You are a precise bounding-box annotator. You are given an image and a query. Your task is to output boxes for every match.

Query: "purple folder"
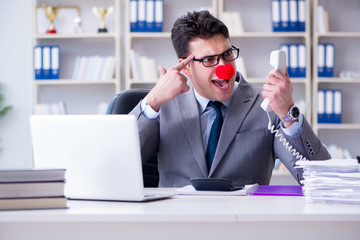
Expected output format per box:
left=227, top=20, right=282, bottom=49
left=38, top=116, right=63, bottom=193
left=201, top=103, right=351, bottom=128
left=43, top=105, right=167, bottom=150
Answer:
left=252, top=185, right=304, bottom=196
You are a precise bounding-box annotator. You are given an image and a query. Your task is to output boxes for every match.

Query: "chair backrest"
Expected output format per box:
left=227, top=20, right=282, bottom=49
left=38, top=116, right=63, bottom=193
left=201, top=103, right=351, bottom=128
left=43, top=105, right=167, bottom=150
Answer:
left=107, top=89, right=150, bottom=114
left=107, top=89, right=159, bottom=187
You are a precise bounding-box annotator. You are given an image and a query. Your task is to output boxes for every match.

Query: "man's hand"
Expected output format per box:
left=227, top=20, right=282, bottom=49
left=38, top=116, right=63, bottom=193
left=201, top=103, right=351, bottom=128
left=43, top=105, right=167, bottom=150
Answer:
left=262, top=69, right=295, bottom=126
left=146, top=55, right=194, bottom=112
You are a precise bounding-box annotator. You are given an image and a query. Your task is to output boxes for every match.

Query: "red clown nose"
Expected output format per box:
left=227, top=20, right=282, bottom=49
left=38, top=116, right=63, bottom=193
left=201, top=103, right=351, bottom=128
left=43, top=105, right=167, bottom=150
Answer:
left=215, top=64, right=235, bottom=80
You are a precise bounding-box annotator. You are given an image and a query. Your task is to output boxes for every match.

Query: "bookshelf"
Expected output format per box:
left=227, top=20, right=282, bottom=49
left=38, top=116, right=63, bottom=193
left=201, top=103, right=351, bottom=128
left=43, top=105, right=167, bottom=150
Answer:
left=312, top=0, right=360, bottom=158
left=218, top=0, right=312, bottom=120
left=30, top=0, right=121, bottom=115
left=124, top=0, right=218, bottom=89
left=124, top=0, right=312, bottom=121
left=217, top=0, right=312, bottom=178
left=123, top=0, right=311, bottom=181
left=28, top=0, right=360, bottom=182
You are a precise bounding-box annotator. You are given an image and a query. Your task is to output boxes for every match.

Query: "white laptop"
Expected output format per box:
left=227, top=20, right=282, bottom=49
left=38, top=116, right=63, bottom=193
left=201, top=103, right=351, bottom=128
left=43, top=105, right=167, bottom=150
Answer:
left=30, top=114, right=173, bottom=202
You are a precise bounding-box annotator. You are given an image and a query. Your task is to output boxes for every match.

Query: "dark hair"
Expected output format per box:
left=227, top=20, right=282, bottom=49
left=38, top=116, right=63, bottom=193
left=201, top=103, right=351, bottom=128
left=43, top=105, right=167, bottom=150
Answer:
left=171, top=10, right=230, bottom=59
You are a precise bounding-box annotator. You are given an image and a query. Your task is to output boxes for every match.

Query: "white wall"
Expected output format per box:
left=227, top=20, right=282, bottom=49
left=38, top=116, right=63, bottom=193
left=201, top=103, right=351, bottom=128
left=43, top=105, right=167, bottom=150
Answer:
left=0, top=0, right=32, bottom=168
left=0, top=0, right=127, bottom=168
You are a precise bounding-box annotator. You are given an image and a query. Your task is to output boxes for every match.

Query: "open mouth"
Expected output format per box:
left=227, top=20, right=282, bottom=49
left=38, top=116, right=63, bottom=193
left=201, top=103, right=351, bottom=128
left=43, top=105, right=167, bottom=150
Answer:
left=212, top=79, right=230, bottom=90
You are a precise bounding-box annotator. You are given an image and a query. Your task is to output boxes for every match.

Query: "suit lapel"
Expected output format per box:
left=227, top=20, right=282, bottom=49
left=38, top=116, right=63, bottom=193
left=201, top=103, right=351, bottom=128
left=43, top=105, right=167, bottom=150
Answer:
left=209, top=78, right=260, bottom=176
left=176, top=89, right=208, bottom=177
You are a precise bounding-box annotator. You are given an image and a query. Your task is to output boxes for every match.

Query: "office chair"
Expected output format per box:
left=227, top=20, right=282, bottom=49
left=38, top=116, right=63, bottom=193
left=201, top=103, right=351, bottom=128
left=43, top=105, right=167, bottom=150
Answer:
left=107, top=89, right=159, bottom=187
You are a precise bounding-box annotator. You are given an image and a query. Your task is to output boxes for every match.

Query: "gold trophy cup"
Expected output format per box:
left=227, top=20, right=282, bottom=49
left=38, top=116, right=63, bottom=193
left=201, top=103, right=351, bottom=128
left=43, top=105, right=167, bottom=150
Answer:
left=43, top=5, right=60, bottom=34
left=92, top=6, right=114, bottom=33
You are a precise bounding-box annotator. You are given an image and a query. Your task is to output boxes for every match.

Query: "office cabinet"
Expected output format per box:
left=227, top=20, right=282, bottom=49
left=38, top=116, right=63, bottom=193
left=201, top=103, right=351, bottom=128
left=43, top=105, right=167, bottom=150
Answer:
left=312, top=0, right=360, bottom=158
left=218, top=0, right=312, bottom=120
left=30, top=0, right=121, bottom=114
left=218, top=0, right=311, bottom=176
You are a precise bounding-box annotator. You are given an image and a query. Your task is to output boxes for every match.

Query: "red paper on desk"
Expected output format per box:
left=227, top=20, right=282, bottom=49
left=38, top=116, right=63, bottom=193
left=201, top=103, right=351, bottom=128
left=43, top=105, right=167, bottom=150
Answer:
left=252, top=185, right=304, bottom=196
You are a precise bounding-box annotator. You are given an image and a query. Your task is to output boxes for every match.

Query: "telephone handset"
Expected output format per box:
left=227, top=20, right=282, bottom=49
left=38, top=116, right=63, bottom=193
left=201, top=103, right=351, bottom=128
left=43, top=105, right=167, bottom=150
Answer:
left=262, top=50, right=307, bottom=161
left=261, top=50, right=287, bottom=112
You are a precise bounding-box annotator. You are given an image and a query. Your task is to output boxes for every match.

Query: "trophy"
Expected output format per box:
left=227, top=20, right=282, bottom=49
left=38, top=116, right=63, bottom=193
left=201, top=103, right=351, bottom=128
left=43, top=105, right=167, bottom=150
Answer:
left=43, top=5, right=60, bottom=34
left=92, top=6, right=114, bottom=33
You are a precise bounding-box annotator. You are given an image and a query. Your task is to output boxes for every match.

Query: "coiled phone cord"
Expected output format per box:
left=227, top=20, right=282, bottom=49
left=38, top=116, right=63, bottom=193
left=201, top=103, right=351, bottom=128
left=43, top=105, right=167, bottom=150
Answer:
left=265, top=111, right=308, bottom=162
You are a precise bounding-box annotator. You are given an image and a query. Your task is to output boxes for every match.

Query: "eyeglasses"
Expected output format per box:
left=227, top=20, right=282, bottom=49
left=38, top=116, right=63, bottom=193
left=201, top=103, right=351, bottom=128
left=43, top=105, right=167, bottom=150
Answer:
left=192, top=45, right=240, bottom=67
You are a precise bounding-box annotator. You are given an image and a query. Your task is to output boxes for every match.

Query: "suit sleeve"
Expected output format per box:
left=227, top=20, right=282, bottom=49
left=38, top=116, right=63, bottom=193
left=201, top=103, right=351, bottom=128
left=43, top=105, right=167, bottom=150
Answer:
left=274, top=117, right=331, bottom=184
left=129, top=101, right=160, bottom=163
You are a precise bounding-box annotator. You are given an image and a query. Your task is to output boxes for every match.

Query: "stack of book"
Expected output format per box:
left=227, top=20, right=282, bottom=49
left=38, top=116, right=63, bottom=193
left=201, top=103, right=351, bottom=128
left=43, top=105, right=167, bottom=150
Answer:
left=296, top=158, right=360, bottom=204
left=129, top=49, right=157, bottom=82
left=325, top=144, right=352, bottom=159
left=72, top=55, right=116, bottom=81
left=0, top=168, right=67, bottom=210
left=33, top=101, right=68, bottom=115
left=317, top=5, right=330, bottom=34
left=221, top=11, right=244, bottom=35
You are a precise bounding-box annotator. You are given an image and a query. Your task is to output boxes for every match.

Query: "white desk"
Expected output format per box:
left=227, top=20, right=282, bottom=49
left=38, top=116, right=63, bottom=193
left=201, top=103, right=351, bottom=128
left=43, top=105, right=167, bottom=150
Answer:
left=1, top=189, right=360, bottom=240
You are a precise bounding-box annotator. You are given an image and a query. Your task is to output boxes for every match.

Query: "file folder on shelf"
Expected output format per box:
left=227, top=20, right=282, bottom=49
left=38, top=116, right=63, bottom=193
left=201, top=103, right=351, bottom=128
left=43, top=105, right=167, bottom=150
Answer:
left=333, top=90, right=342, bottom=124
left=289, top=0, right=298, bottom=31
left=50, top=46, right=60, bottom=79
left=289, top=44, right=298, bottom=77
left=33, top=46, right=42, bottom=80
left=279, top=44, right=290, bottom=71
left=137, top=0, right=146, bottom=32
left=325, top=43, right=335, bottom=77
left=42, top=46, right=51, bottom=79
left=317, top=43, right=326, bottom=77
left=154, top=0, right=163, bottom=32
left=325, top=89, right=333, bottom=123
left=317, top=90, right=326, bottom=123
left=297, top=0, right=306, bottom=31
left=271, top=0, right=281, bottom=32
left=130, top=0, right=138, bottom=32
left=280, top=0, right=289, bottom=31
left=145, top=0, right=155, bottom=32
left=297, top=44, right=306, bottom=77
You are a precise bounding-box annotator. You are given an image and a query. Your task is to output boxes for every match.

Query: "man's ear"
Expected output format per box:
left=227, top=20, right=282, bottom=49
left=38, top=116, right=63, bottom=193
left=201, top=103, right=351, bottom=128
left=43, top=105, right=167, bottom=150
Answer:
left=179, top=58, right=191, bottom=77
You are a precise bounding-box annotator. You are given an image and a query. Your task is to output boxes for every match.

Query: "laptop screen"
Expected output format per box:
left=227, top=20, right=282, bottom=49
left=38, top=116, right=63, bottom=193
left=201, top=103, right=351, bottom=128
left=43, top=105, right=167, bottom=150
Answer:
left=30, top=115, right=146, bottom=201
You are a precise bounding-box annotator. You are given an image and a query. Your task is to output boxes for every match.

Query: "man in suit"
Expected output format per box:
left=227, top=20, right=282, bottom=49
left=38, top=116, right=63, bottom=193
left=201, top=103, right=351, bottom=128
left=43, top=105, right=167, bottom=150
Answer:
left=130, top=10, right=330, bottom=187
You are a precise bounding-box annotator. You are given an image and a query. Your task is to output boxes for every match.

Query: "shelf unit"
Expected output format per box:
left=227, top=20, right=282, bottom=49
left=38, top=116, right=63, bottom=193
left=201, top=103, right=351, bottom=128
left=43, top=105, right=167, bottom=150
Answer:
left=30, top=0, right=121, bottom=115
left=217, top=0, right=311, bottom=177
left=312, top=0, right=360, bottom=157
left=218, top=0, right=312, bottom=120
left=124, top=0, right=218, bottom=89
left=124, top=0, right=311, bottom=120
left=123, top=0, right=311, bottom=179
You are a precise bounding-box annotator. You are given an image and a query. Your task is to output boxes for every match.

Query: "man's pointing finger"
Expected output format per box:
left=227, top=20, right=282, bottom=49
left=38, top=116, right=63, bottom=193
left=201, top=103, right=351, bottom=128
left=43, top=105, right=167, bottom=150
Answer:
left=172, top=55, right=194, bottom=71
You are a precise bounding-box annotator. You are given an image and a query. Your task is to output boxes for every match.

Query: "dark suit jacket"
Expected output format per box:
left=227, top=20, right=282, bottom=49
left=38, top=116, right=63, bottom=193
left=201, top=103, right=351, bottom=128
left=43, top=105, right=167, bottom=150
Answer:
left=130, top=75, right=331, bottom=187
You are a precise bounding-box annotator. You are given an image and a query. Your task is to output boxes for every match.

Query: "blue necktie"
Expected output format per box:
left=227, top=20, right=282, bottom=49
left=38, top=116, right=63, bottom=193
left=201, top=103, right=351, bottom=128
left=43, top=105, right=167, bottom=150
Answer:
left=206, top=101, right=223, bottom=170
